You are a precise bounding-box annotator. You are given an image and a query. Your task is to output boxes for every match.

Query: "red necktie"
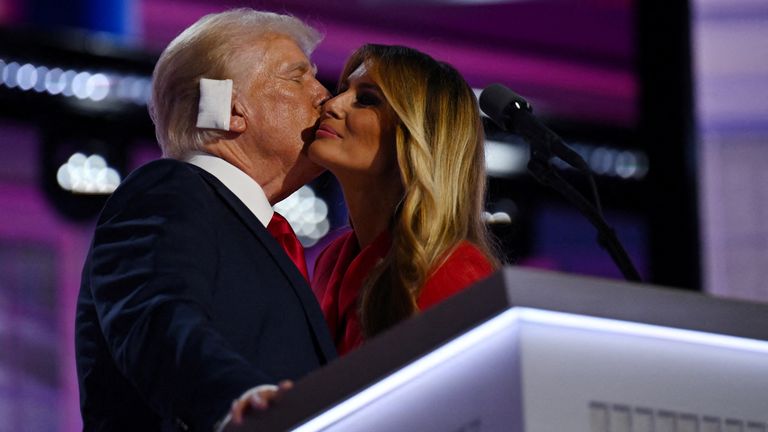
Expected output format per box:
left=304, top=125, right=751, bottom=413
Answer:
left=267, top=212, right=309, bottom=281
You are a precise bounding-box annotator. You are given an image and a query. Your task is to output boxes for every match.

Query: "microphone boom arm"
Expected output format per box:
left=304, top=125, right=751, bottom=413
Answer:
left=527, top=156, right=642, bottom=282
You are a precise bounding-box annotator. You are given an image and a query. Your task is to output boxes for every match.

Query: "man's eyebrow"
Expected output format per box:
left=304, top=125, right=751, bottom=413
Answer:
left=283, top=61, right=311, bottom=73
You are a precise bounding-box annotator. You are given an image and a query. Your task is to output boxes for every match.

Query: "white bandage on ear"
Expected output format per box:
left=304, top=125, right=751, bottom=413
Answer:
left=196, top=78, right=233, bottom=131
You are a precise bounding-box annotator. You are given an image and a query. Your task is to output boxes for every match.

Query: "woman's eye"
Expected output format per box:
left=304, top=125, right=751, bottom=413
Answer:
left=356, top=92, right=380, bottom=106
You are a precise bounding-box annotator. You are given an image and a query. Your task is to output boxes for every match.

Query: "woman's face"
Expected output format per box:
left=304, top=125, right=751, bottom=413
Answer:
left=308, top=62, right=399, bottom=180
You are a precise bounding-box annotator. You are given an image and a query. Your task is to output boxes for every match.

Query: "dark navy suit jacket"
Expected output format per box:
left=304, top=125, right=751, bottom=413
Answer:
left=75, top=158, right=336, bottom=431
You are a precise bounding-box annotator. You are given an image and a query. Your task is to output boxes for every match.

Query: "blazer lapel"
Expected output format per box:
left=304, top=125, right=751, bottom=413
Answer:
left=194, top=167, right=337, bottom=362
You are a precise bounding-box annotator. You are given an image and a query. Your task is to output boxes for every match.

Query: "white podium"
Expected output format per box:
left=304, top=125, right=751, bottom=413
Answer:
left=229, top=267, right=768, bottom=432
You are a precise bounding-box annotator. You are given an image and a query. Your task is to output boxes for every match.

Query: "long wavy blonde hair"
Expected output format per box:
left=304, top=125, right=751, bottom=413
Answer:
left=342, top=44, right=500, bottom=338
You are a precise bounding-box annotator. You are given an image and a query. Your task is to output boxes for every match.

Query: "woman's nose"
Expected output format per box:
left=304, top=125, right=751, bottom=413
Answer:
left=322, top=93, right=345, bottom=119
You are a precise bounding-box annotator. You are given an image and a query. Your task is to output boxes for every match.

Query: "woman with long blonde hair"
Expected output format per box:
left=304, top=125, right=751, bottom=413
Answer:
left=309, top=44, right=499, bottom=355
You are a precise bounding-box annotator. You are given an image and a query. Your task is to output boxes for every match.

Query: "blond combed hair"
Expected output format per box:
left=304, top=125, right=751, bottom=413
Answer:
left=148, top=8, right=322, bottom=159
left=341, top=45, right=500, bottom=338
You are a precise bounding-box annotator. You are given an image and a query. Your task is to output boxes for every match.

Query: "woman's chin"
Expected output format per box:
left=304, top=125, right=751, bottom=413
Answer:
left=305, top=147, right=332, bottom=171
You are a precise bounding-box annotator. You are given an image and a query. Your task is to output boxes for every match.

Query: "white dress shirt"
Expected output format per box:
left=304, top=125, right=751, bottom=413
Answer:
left=184, top=152, right=273, bottom=228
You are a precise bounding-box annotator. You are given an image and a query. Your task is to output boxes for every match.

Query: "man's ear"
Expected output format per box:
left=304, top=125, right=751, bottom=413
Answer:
left=229, top=99, right=247, bottom=133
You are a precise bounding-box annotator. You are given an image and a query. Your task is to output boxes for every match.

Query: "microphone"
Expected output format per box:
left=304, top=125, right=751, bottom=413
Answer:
left=479, top=84, right=589, bottom=172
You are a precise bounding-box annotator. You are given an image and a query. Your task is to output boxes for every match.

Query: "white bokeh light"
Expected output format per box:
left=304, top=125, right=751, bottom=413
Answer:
left=274, top=185, right=331, bottom=247
left=56, top=152, right=121, bottom=194
left=484, top=139, right=527, bottom=176
left=61, top=70, right=78, bottom=97
left=0, top=55, right=160, bottom=106
left=138, top=78, right=152, bottom=104
left=33, top=66, right=49, bottom=92
left=615, top=150, right=638, bottom=179
left=482, top=211, right=512, bottom=224
left=86, top=73, right=111, bottom=101
left=3, top=62, right=20, bottom=88
left=72, top=71, right=92, bottom=100
left=589, top=147, right=614, bottom=175
left=17, top=63, right=38, bottom=91
left=45, top=68, right=67, bottom=95
left=115, top=76, right=134, bottom=99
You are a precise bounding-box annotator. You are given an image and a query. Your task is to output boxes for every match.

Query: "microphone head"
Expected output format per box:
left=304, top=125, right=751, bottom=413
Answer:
left=479, top=83, right=532, bottom=131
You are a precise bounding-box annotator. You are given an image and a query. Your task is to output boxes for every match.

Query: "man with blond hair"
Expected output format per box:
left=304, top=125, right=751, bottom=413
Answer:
left=75, top=9, right=336, bottom=431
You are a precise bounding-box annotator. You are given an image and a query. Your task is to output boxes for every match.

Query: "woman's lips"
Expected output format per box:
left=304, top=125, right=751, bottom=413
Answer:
left=316, top=124, right=341, bottom=139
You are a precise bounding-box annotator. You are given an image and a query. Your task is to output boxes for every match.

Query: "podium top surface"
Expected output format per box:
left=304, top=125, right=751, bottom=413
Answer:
left=495, top=267, right=768, bottom=342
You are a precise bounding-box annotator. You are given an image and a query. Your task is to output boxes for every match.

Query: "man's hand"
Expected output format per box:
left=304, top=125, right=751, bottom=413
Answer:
left=215, top=381, right=294, bottom=431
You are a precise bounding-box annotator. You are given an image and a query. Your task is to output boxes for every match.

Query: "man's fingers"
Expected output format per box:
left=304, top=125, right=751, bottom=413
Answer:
left=227, top=383, right=289, bottom=426
left=231, top=392, right=265, bottom=424
left=231, top=399, right=243, bottom=424
left=278, top=380, right=294, bottom=391
left=219, top=384, right=286, bottom=431
left=248, top=391, right=271, bottom=410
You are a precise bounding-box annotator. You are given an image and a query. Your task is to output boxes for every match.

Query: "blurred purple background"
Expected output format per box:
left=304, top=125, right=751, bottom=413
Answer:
left=0, top=0, right=766, bottom=430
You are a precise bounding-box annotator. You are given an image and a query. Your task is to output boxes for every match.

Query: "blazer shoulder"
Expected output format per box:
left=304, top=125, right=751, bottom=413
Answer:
left=121, top=158, right=202, bottom=190
left=98, top=158, right=212, bottom=221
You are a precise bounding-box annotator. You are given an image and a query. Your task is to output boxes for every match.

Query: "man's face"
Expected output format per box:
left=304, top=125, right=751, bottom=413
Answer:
left=239, top=35, right=330, bottom=200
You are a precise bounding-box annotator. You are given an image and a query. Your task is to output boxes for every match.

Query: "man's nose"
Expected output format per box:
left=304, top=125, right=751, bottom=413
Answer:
left=313, top=80, right=332, bottom=108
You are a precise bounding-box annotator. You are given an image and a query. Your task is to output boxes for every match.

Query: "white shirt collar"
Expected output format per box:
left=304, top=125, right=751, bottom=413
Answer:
left=183, top=152, right=273, bottom=227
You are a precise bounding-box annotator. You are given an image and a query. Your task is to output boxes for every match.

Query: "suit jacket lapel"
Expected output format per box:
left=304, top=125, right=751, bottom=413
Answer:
left=194, top=167, right=337, bottom=362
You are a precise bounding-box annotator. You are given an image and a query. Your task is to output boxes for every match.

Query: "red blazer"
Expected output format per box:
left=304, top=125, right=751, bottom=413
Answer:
left=312, top=229, right=494, bottom=355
